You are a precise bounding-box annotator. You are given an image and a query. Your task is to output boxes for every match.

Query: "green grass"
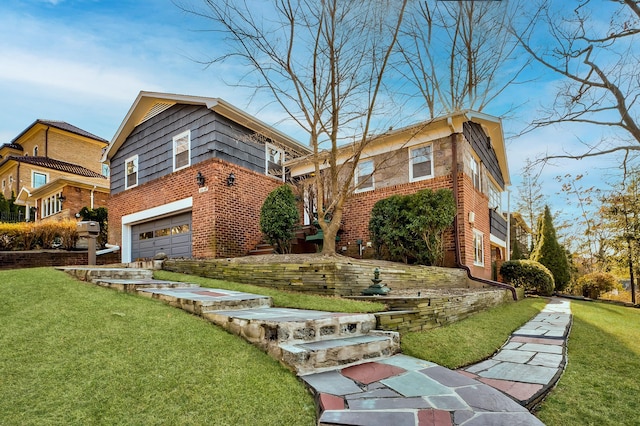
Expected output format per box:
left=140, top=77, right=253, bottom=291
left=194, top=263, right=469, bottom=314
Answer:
left=536, top=301, right=640, bottom=425
left=0, top=268, right=316, bottom=426
left=154, top=270, right=386, bottom=313
left=401, top=297, right=548, bottom=369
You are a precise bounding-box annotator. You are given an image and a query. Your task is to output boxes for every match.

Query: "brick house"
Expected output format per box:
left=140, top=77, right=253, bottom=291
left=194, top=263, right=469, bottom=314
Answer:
left=102, top=92, right=311, bottom=262
left=104, top=92, right=510, bottom=279
left=288, top=111, right=510, bottom=280
left=0, top=120, right=109, bottom=222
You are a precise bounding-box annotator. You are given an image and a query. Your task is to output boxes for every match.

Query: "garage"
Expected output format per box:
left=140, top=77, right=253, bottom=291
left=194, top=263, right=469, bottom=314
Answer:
left=131, top=212, right=192, bottom=260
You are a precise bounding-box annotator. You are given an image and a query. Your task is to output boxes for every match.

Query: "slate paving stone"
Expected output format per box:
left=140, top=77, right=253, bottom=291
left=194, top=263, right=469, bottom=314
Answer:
left=426, top=394, right=470, bottom=411
left=379, top=354, right=438, bottom=371
left=479, top=361, right=558, bottom=385
left=510, top=336, right=563, bottom=346
left=347, top=396, right=431, bottom=410
left=344, top=387, right=402, bottom=400
left=502, top=342, right=523, bottom=350
left=477, top=377, right=543, bottom=401
left=417, top=409, right=453, bottom=426
left=493, top=349, right=536, bottom=364
left=453, top=410, right=476, bottom=424
left=319, top=393, right=345, bottom=410
left=381, top=371, right=453, bottom=398
left=421, top=366, right=479, bottom=387
left=528, top=353, right=563, bottom=368
left=297, top=335, right=388, bottom=350
left=456, top=384, right=528, bottom=413
left=465, top=359, right=500, bottom=374
left=341, top=362, right=406, bottom=385
left=463, top=412, right=545, bottom=426
left=301, top=371, right=363, bottom=396
left=320, top=410, right=417, bottom=426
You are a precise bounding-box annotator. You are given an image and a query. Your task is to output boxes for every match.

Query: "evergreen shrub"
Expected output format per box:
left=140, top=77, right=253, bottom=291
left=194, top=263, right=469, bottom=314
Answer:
left=500, top=259, right=555, bottom=296
left=260, top=185, right=300, bottom=254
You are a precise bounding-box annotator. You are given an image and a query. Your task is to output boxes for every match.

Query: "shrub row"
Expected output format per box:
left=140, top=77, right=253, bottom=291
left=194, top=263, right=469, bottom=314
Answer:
left=0, top=220, right=79, bottom=251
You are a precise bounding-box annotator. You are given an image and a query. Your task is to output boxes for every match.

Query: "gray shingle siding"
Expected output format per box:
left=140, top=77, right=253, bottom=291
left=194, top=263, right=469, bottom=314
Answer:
left=463, top=121, right=504, bottom=189
left=110, top=104, right=268, bottom=194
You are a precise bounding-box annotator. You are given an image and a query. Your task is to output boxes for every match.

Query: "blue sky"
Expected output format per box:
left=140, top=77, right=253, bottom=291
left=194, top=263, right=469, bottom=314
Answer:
left=0, top=0, right=630, bottom=241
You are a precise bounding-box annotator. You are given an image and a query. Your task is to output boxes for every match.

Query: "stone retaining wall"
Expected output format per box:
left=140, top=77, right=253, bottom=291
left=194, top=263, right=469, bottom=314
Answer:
left=163, top=256, right=494, bottom=297
left=352, top=287, right=525, bottom=333
left=0, top=250, right=120, bottom=270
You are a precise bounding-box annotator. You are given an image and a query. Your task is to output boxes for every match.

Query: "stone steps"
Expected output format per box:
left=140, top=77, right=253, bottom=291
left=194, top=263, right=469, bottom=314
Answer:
left=58, top=266, right=400, bottom=374
left=92, top=278, right=199, bottom=293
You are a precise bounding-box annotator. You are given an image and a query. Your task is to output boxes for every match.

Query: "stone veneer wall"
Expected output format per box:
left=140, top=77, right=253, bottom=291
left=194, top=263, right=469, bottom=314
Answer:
left=0, top=250, right=120, bottom=270
left=355, top=287, right=525, bottom=334
left=163, top=256, right=494, bottom=297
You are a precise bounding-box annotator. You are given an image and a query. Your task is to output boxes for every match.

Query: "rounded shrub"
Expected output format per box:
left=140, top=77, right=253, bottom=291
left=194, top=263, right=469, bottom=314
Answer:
left=260, top=185, right=300, bottom=254
left=500, top=259, right=555, bottom=296
left=577, top=272, right=619, bottom=299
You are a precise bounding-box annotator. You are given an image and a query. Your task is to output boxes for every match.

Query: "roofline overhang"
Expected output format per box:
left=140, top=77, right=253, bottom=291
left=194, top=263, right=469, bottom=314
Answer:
left=11, top=120, right=108, bottom=146
left=102, top=91, right=311, bottom=163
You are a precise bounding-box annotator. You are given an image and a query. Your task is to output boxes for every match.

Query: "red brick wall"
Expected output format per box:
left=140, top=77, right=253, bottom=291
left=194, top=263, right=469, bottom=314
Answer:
left=458, top=174, right=491, bottom=279
left=108, top=157, right=280, bottom=260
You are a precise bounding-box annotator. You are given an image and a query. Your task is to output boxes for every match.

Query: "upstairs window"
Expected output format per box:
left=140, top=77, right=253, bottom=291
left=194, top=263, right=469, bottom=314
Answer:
left=410, top=144, right=433, bottom=182
left=102, top=163, right=110, bottom=177
left=473, top=229, right=485, bottom=266
left=355, top=159, right=374, bottom=192
left=34, top=146, right=39, bottom=156
left=32, top=171, right=47, bottom=188
left=173, top=130, right=191, bottom=171
left=125, top=155, right=138, bottom=189
left=470, top=156, right=481, bottom=190
left=489, top=181, right=502, bottom=212
left=266, top=143, right=284, bottom=180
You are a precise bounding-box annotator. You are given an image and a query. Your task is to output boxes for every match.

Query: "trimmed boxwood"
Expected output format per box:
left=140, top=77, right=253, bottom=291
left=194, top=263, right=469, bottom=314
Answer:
left=500, top=259, right=555, bottom=296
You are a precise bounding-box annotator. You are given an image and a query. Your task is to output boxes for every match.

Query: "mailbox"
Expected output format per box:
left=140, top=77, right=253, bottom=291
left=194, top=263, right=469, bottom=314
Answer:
left=77, top=221, right=100, bottom=237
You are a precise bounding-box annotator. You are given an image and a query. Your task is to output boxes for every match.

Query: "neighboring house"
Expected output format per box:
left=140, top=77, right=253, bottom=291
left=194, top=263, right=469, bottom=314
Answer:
left=104, top=92, right=510, bottom=279
left=288, top=111, right=510, bottom=279
left=510, top=212, right=532, bottom=259
left=102, top=92, right=311, bottom=262
left=0, top=120, right=109, bottom=222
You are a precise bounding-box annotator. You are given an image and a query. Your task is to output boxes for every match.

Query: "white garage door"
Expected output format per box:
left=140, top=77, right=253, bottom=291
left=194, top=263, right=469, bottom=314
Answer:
left=131, top=212, right=192, bottom=260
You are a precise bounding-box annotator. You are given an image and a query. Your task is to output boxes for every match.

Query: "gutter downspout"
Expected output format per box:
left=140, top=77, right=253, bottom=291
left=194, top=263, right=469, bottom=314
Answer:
left=450, top=130, right=518, bottom=301
left=90, top=185, right=96, bottom=209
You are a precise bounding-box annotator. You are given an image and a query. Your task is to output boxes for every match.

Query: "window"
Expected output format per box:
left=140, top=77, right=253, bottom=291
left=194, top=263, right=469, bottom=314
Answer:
left=173, top=130, right=191, bottom=171
left=1, top=180, right=4, bottom=191
left=125, top=155, right=138, bottom=189
left=410, top=144, right=433, bottom=181
left=473, top=229, right=485, bottom=266
left=41, top=192, right=62, bottom=218
left=9, top=176, right=13, bottom=186
left=32, top=171, right=47, bottom=188
left=355, top=159, right=374, bottom=192
left=102, top=163, right=110, bottom=177
left=470, top=156, right=481, bottom=190
left=489, top=182, right=502, bottom=212
left=266, top=144, right=284, bottom=180
left=34, top=146, right=39, bottom=156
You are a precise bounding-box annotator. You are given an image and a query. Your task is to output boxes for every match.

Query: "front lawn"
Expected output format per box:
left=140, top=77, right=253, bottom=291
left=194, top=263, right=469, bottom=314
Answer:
left=536, top=301, right=640, bottom=425
left=401, top=297, right=548, bottom=369
left=0, top=268, right=316, bottom=425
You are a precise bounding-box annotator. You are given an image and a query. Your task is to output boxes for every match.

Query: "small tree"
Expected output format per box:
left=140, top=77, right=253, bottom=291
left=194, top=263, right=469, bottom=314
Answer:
left=500, top=259, right=555, bottom=296
left=369, top=189, right=456, bottom=265
left=260, top=185, right=300, bottom=254
left=531, top=205, right=571, bottom=292
left=577, top=272, right=618, bottom=300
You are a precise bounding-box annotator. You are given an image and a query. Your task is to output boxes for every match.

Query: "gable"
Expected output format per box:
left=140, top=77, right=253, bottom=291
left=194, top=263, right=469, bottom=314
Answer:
left=463, top=121, right=504, bottom=189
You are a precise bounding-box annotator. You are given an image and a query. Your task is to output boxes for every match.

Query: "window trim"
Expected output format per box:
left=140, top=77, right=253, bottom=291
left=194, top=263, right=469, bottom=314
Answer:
left=489, top=180, right=502, bottom=213
left=172, top=130, right=191, bottom=172
left=470, top=156, right=482, bottom=190
left=355, top=159, right=375, bottom=193
left=32, top=171, right=48, bottom=188
left=265, top=143, right=284, bottom=181
left=409, top=143, right=434, bottom=182
left=125, top=155, right=139, bottom=190
left=473, top=229, right=485, bottom=267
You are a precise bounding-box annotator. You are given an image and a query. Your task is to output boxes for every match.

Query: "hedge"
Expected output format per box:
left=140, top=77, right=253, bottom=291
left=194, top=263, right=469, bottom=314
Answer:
left=0, top=220, right=79, bottom=251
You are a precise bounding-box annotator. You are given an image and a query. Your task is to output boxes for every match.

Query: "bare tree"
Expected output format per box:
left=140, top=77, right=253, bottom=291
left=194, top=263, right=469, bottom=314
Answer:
left=515, top=158, right=546, bottom=248
left=516, top=0, right=640, bottom=162
left=398, top=0, right=528, bottom=118
left=180, top=0, right=407, bottom=254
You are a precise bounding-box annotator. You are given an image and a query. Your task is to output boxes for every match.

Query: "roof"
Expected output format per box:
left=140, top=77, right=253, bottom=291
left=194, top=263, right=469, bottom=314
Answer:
left=4, top=155, right=107, bottom=179
left=0, top=142, right=23, bottom=151
left=102, top=91, right=312, bottom=162
left=10, top=119, right=108, bottom=145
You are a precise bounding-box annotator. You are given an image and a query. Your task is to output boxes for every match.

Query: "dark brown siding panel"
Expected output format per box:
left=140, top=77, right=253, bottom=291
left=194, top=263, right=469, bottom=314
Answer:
left=463, top=121, right=504, bottom=188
